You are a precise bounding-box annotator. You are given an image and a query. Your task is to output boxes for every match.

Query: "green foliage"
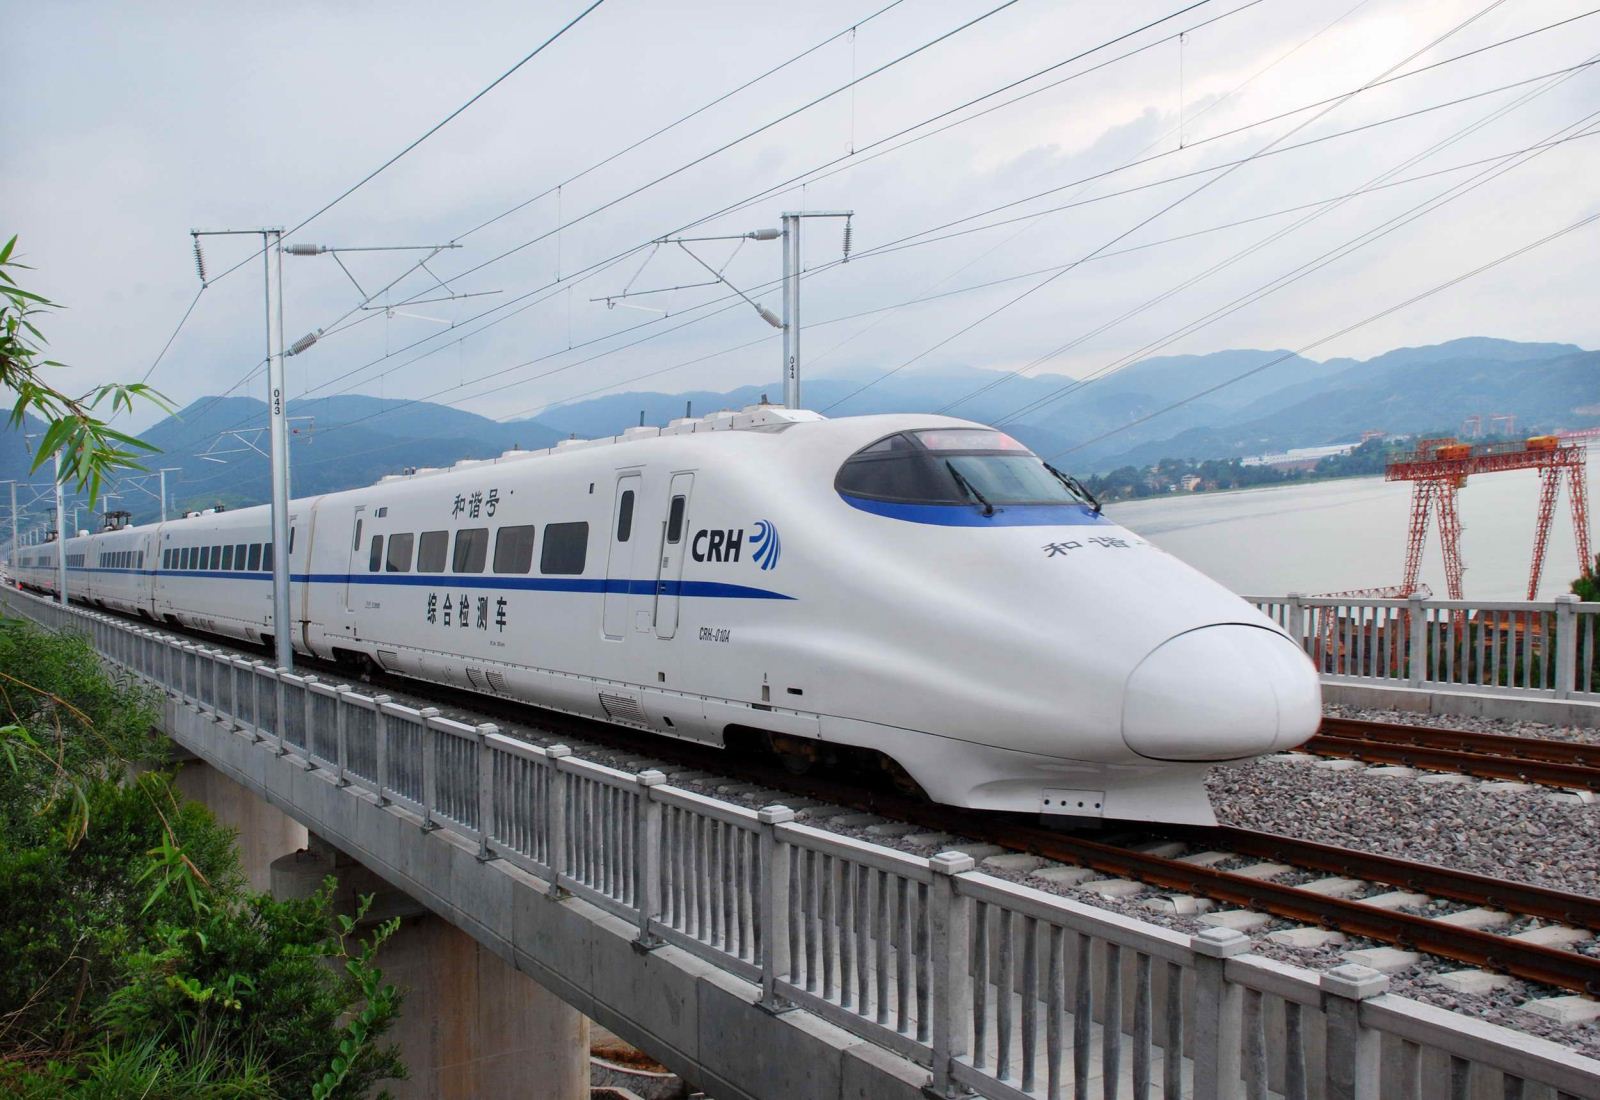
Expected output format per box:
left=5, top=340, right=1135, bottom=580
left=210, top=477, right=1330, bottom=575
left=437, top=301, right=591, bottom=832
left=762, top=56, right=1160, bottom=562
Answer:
left=1574, top=554, right=1600, bottom=603
left=103, top=886, right=404, bottom=1100
left=1, top=235, right=171, bottom=505
left=0, top=619, right=405, bottom=1097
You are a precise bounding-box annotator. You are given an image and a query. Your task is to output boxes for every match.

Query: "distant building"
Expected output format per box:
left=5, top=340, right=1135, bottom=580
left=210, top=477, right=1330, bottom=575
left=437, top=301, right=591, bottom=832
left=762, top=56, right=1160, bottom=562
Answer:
left=1180, top=474, right=1203, bottom=491
left=1240, top=443, right=1360, bottom=469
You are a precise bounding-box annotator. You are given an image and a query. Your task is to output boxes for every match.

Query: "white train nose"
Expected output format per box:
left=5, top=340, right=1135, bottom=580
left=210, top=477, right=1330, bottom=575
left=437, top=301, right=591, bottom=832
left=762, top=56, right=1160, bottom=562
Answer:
left=1121, top=625, right=1320, bottom=761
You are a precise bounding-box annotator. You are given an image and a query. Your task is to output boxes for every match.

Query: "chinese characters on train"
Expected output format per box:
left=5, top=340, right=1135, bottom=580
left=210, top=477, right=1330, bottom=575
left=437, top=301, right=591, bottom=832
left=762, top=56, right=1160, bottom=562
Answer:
left=451, top=488, right=499, bottom=520
left=1041, top=536, right=1135, bottom=558
left=425, top=592, right=509, bottom=631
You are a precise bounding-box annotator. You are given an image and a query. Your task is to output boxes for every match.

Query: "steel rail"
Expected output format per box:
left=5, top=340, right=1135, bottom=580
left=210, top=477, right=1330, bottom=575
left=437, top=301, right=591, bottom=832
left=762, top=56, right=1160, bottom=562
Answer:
left=1308, top=717, right=1600, bottom=790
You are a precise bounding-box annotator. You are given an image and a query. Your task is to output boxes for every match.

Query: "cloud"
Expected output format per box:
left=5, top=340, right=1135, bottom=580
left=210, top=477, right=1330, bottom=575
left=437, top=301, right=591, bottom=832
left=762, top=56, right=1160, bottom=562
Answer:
left=6, top=0, right=1599, bottom=450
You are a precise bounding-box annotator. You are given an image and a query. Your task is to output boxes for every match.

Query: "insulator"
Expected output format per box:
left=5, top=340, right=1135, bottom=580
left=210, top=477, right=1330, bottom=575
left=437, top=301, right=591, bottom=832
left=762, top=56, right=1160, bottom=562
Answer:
left=192, top=237, right=208, bottom=286
left=841, top=218, right=854, bottom=263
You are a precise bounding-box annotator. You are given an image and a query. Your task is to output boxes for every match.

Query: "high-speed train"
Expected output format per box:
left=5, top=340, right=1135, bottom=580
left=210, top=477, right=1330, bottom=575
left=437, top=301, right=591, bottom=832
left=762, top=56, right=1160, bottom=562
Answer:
left=12, top=405, right=1320, bottom=825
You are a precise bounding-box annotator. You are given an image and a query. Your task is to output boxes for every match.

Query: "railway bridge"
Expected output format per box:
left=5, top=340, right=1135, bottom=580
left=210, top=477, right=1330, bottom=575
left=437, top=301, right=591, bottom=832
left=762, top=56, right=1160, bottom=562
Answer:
left=3, top=585, right=1597, bottom=1100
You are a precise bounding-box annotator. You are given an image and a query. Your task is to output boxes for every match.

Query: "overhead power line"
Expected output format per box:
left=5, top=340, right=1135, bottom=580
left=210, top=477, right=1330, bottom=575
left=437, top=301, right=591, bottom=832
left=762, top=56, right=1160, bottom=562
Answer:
left=203, top=0, right=609, bottom=290
left=988, top=63, right=1600, bottom=427
left=1052, top=209, right=1600, bottom=460
left=820, top=0, right=1513, bottom=412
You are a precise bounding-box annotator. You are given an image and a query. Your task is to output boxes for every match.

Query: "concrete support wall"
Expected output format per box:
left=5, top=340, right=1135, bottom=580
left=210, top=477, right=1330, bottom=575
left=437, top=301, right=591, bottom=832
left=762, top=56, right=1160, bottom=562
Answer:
left=163, top=696, right=928, bottom=1100
left=382, top=913, right=591, bottom=1100
left=268, top=836, right=593, bottom=1100
left=175, top=758, right=306, bottom=892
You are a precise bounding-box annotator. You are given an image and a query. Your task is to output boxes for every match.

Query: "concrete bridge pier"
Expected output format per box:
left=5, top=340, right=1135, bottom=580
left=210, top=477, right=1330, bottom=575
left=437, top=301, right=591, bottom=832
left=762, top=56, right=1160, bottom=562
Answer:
left=272, top=836, right=591, bottom=1100
left=174, top=756, right=306, bottom=892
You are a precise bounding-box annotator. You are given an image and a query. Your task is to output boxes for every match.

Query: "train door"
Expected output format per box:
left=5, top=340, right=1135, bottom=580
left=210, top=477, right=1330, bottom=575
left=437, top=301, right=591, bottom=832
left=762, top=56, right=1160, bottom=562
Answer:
left=343, top=505, right=366, bottom=631
left=653, top=472, right=694, bottom=640
left=602, top=473, right=641, bottom=639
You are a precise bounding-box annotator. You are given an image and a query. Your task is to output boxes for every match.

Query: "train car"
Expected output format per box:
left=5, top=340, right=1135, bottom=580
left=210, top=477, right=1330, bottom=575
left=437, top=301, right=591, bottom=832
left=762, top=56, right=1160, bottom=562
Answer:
left=39, top=406, right=1320, bottom=825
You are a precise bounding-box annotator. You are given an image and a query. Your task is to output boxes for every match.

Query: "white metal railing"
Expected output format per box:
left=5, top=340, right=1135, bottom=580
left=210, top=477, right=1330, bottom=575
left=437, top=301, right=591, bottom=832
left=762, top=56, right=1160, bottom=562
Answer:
left=6, top=586, right=1597, bottom=1100
left=1250, top=593, right=1600, bottom=701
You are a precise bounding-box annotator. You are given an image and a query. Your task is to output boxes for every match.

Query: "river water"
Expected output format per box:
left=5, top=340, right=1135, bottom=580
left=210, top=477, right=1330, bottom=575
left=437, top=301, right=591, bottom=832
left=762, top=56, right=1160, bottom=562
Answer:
left=1105, top=452, right=1599, bottom=602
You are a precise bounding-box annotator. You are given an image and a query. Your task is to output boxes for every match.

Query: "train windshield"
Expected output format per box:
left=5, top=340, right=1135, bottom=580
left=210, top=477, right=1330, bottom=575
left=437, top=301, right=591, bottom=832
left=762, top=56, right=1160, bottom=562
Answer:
left=836, top=429, right=1090, bottom=507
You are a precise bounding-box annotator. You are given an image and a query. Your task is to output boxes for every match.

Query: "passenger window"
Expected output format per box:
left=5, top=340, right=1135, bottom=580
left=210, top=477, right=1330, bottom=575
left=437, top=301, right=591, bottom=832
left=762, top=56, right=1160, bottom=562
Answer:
left=212, top=545, right=223, bottom=566
left=493, top=525, right=536, bottom=574
left=262, top=543, right=273, bottom=571
left=616, top=490, right=634, bottom=542
left=198, top=547, right=208, bottom=570
left=369, top=534, right=383, bottom=572
left=222, top=545, right=234, bottom=570
left=385, top=533, right=414, bottom=572
left=234, top=543, right=246, bottom=569
left=417, top=530, right=448, bottom=572
left=541, top=522, right=589, bottom=574
left=248, top=544, right=262, bottom=571
left=162, top=549, right=170, bottom=569
left=137, top=551, right=144, bottom=569
left=666, top=496, right=686, bottom=544
left=353, top=519, right=363, bottom=551
left=451, top=528, right=488, bottom=573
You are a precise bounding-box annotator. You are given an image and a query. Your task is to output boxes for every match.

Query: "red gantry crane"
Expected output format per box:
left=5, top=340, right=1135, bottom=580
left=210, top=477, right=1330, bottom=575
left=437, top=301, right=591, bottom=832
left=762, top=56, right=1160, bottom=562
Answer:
left=1387, top=435, right=1592, bottom=600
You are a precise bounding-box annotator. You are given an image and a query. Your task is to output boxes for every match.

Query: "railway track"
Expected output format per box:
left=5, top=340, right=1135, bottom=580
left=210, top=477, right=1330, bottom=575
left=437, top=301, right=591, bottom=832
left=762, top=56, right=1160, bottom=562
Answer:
left=1308, top=716, right=1600, bottom=791
left=35, top=595, right=1600, bottom=998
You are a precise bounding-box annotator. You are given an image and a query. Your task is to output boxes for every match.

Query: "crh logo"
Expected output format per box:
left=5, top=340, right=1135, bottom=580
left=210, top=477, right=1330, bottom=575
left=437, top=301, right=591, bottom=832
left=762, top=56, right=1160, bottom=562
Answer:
left=690, top=519, right=782, bottom=570
left=750, top=519, right=781, bottom=571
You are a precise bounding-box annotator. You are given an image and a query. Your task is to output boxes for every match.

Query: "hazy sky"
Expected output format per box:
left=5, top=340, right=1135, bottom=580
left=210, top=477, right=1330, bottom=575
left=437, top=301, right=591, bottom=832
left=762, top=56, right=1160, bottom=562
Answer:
left=7, top=0, right=1600, bottom=442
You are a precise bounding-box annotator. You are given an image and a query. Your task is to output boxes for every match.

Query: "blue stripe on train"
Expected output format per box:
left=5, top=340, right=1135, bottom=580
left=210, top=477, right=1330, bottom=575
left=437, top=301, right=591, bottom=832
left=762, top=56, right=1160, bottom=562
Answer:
left=55, top=566, right=792, bottom=601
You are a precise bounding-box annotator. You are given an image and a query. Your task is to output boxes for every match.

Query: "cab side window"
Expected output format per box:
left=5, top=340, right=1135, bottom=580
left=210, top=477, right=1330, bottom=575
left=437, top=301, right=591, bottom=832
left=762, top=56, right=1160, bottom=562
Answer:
left=493, top=525, right=536, bottom=574
left=417, top=530, right=448, bottom=572
left=369, top=534, right=383, bottom=572
left=540, top=522, right=588, bottom=574
left=386, top=533, right=414, bottom=572
left=452, top=528, right=488, bottom=573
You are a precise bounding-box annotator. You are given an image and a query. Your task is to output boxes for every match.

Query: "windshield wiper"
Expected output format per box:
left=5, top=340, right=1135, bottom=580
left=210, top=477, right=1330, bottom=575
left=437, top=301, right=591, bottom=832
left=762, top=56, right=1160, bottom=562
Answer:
left=1045, top=462, right=1102, bottom=514
left=946, top=461, right=995, bottom=516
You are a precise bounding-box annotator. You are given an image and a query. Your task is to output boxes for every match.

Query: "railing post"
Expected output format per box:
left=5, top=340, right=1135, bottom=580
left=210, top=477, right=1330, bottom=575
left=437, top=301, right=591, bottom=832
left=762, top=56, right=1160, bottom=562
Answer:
left=928, top=850, right=976, bottom=1098
left=476, top=723, right=498, bottom=861
left=274, top=670, right=290, bottom=756
left=1554, top=593, right=1578, bottom=699
left=1408, top=593, right=1427, bottom=687
left=545, top=745, right=572, bottom=898
left=1286, top=592, right=1306, bottom=654
left=372, top=696, right=392, bottom=806
left=1321, top=963, right=1387, bottom=1100
left=757, top=804, right=795, bottom=1009
left=227, top=659, right=240, bottom=728
left=418, top=707, right=441, bottom=832
left=248, top=661, right=269, bottom=742
left=634, top=771, right=668, bottom=952
left=300, top=675, right=319, bottom=769
left=1192, top=926, right=1250, bottom=1100
left=334, top=684, right=352, bottom=786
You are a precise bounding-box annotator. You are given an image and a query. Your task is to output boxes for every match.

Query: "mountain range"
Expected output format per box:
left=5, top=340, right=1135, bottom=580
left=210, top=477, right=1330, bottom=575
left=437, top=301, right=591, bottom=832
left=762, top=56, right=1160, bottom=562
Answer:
left=2, top=337, right=1594, bottom=528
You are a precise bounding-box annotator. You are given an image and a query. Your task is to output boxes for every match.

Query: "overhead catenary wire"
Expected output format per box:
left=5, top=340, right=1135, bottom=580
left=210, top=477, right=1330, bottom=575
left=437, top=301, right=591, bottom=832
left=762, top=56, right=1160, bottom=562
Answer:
left=152, top=3, right=1583, bottom=479
left=281, top=0, right=915, bottom=359
left=986, top=59, right=1600, bottom=427
left=161, top=54, right=1591, bottom=477
left=298, top=115, right=1600, bottom=441
left=293, top=49, right=1579, bottom=439
left=819, top=0, right=1514, bottom=413
left=1050, top=210, right=1600, bottom=460
left=201, top=0, right=609, bottom=290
